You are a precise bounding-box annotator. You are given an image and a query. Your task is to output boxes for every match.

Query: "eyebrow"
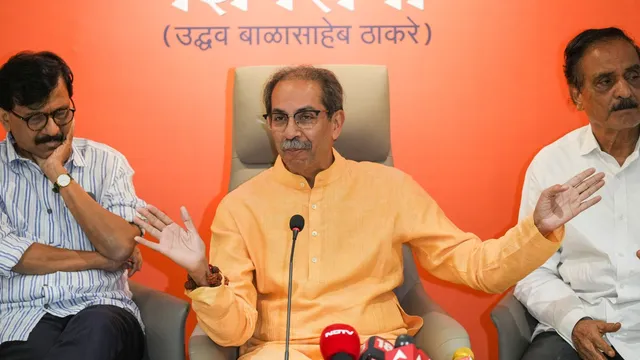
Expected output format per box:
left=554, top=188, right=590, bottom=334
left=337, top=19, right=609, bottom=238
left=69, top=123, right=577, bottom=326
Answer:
left=626, top=64, right=640, bottom=72
left=271, top=106, right=317, bottom=114
left=23, top=104, right=70, bottom=117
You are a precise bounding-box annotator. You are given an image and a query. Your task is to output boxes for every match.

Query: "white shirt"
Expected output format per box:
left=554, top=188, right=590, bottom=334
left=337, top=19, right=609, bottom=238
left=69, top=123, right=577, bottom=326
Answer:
left=513, top=124, right=640, bottom=359
left=0, top=134, right=145, bottom=344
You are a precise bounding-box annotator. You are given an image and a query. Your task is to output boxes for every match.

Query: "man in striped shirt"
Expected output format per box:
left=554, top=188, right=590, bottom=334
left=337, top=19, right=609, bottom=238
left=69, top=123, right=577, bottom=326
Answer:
left=0, top=51, right=146, bottom=360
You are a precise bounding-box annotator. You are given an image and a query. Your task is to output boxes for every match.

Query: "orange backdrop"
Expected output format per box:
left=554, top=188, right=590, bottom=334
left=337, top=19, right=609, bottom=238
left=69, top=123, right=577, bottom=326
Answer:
left=1, top=1, right=639, bottom=359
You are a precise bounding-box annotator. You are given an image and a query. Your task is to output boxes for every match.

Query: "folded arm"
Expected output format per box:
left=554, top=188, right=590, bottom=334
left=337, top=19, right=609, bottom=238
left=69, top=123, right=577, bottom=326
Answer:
left=49, top=157, right=143, bottom=261
left=0, top=204, right=110, bottom=276
left=186, top=199, right=258, bottom=347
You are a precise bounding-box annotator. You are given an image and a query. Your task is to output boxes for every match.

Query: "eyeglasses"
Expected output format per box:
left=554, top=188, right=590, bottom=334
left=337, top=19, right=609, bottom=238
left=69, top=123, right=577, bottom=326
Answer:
left=263, top=109, right=328, bottom=130
left=10, top=99, right=76, bottom=131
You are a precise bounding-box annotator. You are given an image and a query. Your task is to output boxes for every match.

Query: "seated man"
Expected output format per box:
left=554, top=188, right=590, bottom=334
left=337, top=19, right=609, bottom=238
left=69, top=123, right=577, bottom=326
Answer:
left=0, top=51, right=146, bottom=360
left=136, top=65, right=604, bottom=359
left=514, top=27, right=640, bottom=360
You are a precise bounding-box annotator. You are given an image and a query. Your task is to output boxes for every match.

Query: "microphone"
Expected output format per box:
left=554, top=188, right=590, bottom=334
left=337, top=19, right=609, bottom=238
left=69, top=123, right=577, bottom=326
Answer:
left=358, top=336, right=394, bottom=359
left=394, top=335, right=415, bottom=348
left=452, top=347, right=474, bottom=360
left=319, top=324, right=361, bottom=360
left=385, top=335, right=432, bottom=360
left=284, top=215, right=305, bottom=360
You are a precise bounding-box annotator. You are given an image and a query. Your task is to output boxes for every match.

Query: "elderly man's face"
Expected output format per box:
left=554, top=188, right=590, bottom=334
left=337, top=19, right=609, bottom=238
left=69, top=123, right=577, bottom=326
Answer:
left=268, top=79, right=343, bottom=178
left=573, top=38, right=640, bottom=131
left=0, top=77, right=74, bottom=160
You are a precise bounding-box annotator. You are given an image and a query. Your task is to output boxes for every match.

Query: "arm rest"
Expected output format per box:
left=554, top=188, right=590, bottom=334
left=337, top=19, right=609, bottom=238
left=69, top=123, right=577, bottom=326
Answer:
left=129, top=281, right=190, bottom=360
left=189, top=324, right=239, bottom=360
left=490, top=292, right=537, bottom=360
left=401, top=285, right=470, bottom=360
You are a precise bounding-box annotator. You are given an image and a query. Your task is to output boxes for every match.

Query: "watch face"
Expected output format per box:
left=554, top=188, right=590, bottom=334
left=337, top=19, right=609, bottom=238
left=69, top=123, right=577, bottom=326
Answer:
left=57, top=174, right=71, bottom=187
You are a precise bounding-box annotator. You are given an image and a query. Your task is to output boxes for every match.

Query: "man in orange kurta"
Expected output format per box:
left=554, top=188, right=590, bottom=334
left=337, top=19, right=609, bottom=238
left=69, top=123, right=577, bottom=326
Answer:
left=134, top=66, right=605, bottom=360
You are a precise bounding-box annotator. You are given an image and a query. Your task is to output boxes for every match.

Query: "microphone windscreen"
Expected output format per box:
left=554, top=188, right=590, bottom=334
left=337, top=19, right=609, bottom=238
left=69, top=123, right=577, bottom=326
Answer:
left=394, top=334, right=416, bottom=348
left=289, top=214, right=305, bottom=232
left=319, top=324, right=360, bottom=360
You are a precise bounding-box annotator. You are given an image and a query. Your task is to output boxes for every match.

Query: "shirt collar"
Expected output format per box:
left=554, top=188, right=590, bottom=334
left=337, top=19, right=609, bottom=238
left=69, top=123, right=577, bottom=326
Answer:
left=578, top=124, right=640, bottom=157
left=273, top=148, right=347, bottom=189
left=4, top=132, right=86, bottom=167
left=578, top=124, right=601, bottom=156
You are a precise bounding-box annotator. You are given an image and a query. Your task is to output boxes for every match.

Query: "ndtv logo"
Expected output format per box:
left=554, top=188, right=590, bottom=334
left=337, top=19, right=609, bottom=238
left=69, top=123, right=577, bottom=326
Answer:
left=324, top=329, right=355, bottom=337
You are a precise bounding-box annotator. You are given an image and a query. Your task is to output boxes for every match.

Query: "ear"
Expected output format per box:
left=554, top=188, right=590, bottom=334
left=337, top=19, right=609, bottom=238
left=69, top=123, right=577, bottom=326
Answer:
left=570, top=87, right=584, bottom=111
left=330, top=110, right=345, bottom=141
left=0, top=109, right=10, bottom=132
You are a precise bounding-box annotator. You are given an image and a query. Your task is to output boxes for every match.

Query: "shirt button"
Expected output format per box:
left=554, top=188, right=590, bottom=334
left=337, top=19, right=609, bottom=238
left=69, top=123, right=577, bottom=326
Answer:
left=311, top=231, right=318, bottom=236
left=300, top=182, right=305, bottom=188
left=311, top=204, right=317, bottom=210
left=311, top=257, right=317, bottom=263
left=43, top=284, right=48, bottom=287
left=618, top=252, right=625, bottom=257
left=618, top=214, right=625, bottom=220
left=44, top=304, right=50, bottom=309
left=46, top=209, right=53, bottom=214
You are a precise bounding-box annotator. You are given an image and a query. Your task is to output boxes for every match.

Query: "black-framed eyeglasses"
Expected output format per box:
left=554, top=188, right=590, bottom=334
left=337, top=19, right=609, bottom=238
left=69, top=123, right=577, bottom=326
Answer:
left=10, top=99, right=76, bottom=131
left=262, top=109, right=327, bottom=130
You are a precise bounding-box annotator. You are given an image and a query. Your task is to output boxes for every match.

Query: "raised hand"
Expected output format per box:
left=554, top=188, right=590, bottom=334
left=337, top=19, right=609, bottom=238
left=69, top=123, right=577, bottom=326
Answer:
left=533, top=168, right=605, bottom=236
left=34, top=122, right=75, bottom=181
left=133, top=205, right=207, bottom=275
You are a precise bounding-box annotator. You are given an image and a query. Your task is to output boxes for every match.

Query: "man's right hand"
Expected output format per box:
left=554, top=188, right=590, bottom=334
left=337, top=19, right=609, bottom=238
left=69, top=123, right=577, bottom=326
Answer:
left=132, top=205, right=208, bottom=277
left=571, top=318, right=621, bottom=360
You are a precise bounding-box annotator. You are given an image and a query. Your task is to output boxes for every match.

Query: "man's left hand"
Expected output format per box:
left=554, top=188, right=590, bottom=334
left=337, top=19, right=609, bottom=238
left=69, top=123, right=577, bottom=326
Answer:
left=34, top=122, right=75, bottom=181
left=533, top=168, right=605, bottom=237
left=126, top=247, right=143, bottom=277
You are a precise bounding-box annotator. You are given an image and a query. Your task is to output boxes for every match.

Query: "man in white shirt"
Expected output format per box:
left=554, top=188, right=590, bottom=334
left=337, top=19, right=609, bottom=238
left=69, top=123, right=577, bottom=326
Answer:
left=514, top=27, right=640, bottom=360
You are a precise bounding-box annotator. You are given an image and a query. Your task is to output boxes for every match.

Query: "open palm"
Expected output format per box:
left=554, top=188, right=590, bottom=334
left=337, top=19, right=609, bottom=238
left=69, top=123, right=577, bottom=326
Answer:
left=533, top=168, right=605, bottom=236
left=133, top=205, right=207, bottom=274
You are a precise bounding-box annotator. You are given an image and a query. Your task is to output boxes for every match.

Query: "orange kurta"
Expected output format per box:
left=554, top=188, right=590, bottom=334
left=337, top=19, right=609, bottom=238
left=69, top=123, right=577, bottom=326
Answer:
left=187, top=149, right=563, bottom=359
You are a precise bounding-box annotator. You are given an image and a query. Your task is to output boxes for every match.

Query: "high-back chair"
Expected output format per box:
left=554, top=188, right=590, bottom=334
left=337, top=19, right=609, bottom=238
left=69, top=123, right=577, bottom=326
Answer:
left=490, top=291, right=539, bottom=360
left=188, top=65, right=471, bottom=360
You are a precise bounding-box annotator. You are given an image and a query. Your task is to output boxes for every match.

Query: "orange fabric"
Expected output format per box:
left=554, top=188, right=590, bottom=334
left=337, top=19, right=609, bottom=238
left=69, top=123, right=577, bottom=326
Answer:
left=187, top=149, right=563, bottom=359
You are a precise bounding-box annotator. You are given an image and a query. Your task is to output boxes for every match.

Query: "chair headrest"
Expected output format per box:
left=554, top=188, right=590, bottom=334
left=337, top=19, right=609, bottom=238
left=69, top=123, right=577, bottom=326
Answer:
left=232, top=65, right=391, bottom=165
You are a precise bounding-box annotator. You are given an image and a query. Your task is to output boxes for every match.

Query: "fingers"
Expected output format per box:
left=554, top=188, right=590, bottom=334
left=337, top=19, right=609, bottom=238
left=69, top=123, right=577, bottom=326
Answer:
left=180, top=206, right=198, bottom=233
left=575, top=172, right=605, bottom=194
left=580, top=341, right=607, bottom=360
left=133, top=216, right=162, bottom=239
left=578, top=179, right=605, bottom=202
left=599, top=322, right=622, bottom=333
left=543, top=184, right=570, bottom=197
left=134, top=236, right=163, bottom=253
left=146, top=205, right=175, bottom=226
left=136, top=207, right=170, bottom=233
left=565, top=168, right=597, bottom=187
left=591, top=335, right=616, bottom=358
left=578, top=195, right=602, bottom=213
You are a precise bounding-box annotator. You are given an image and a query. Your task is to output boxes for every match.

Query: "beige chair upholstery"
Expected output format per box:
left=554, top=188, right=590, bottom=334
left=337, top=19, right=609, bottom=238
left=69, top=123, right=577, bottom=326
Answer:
left=188, top=65, right=471, bottom=360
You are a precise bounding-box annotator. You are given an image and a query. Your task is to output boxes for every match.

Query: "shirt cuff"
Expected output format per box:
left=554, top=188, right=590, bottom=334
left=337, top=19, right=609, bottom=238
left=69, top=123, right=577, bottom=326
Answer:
left=0, top=234, right=35, bottom=276
left=556, top=308, right=590, bottom=346
left=186, top=284, right=235, bottom=319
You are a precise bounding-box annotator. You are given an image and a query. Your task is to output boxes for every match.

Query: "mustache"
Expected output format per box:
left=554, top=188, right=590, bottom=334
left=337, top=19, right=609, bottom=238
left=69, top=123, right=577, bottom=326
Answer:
left=35, top=133, right=65, bottom=145
left=281, top=138, right=312, bottom=151
left=611, top=97, right=639, bottom=112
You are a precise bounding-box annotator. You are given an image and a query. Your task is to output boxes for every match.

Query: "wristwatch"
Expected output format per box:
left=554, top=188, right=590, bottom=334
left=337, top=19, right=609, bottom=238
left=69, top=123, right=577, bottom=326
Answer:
left=52, top=173, right=73, bottom=193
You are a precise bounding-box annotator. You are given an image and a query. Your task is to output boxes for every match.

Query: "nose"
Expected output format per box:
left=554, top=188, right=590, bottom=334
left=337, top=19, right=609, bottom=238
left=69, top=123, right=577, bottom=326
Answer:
left=282, top=116, right=301, bottom=139
left=41, top=115, right=61, bottom=136
left=613, top=79, right=633, bottom=99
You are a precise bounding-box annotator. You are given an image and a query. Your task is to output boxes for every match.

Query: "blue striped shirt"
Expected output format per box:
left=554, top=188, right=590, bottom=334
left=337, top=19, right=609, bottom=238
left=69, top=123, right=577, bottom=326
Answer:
left=0, top=134, right=145, bottom=344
